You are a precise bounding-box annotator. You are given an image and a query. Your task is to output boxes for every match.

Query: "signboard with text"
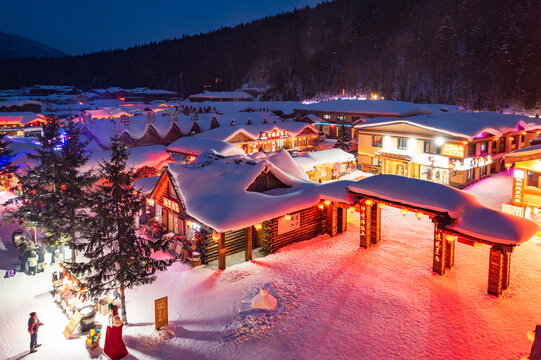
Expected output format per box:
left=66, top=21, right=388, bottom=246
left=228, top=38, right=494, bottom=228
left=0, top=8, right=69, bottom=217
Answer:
left=277, top=213, right=300, bottom=235
left=63, top=311, right=82, bottom=339
left=512, top=170, right=525, bottom=206
left=441, top=144, right=465, bottom=158
left=155, top=296, right=168, bottom=330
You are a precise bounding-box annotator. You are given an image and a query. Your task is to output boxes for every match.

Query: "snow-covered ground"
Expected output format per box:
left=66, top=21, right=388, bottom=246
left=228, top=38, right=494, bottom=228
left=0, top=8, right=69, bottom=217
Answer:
left=1, top=172, right=540, bottom=360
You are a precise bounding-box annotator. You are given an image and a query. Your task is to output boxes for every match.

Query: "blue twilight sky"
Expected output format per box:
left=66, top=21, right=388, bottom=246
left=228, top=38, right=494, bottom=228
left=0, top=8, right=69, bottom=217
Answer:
left=1, top=0, right=323, bottom=55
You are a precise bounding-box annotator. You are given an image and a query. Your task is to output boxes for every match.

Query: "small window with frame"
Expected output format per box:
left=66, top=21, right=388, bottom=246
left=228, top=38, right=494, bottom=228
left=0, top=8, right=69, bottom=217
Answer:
left=372, top=135, right=382, bottom=147
left=397, top=138, right=407, bottom=150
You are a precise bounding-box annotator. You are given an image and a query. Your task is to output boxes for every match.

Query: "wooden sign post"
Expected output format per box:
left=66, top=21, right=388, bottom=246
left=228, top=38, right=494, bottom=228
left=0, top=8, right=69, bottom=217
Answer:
left=154, top=296, right=168, bottom=330
left=63, top=311, right=82, bottom=339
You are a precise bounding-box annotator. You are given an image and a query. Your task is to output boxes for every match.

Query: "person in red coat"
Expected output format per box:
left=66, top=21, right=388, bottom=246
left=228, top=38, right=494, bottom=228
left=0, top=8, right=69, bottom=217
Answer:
left=27, top=312, right=43, bottom=353
left=104, top=315, right=129, bottom=360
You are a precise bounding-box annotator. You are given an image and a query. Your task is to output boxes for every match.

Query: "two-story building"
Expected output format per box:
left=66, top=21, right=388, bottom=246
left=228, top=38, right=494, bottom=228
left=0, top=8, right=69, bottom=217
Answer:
left=503, top=145, right=541, bottom=227
left=355, top=112, right=541, bottom=188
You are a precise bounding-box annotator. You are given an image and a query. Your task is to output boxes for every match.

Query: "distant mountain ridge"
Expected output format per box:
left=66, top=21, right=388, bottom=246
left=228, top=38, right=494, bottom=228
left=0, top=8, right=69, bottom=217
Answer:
left=0, top=31, right=65, bottom=59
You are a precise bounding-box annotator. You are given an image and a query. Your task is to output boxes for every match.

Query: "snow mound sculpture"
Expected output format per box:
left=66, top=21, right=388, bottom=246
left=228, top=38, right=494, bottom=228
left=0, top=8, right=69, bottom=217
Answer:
left=250, top=289, right=277, bottom=311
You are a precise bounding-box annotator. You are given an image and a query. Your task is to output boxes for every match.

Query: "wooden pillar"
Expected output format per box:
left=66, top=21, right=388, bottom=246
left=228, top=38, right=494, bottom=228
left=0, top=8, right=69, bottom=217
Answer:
left=359, top=200, right=372, bottom=248
left=255, top=226, right=262, bottom=248
left=488, top=246, right=503, bottom=296
left=337, top=207, right=347, bottom=234
left=501, top=248, right=512, bottom=290
left=432, top=223, right=447, bottom=275
left=326, top=202, right=337, bottom=237
left=218, top=233, right=226, bottom=270
left=245, top=227, right=252, bottom=261
left=370, top=203, right=381, bottom=244
left=445, top=235, right=455, bottom=269
left=530, top=325, right=541, bottom=360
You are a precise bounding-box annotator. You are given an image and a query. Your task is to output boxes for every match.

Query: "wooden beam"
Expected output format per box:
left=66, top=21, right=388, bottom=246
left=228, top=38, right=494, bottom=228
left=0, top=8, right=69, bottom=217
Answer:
left=488, top=246, right=503, bottom=296
left=359, top=201, right=372, bottom=248
left=326, top=202, right=338, bottom=237
left=218, top=233, right=226, bottom=270
left=370, top=203, right=381, bottom=244
left=433, top=223, right=447, bottom=275
left=502, top=249, right=512, bottom=290
left=245, top=227, right=252, bottom=261
left=445, top=235, right=455, bottom=269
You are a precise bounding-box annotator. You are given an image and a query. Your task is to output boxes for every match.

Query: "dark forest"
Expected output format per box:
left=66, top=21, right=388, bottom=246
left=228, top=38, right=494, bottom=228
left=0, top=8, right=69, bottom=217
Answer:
left=1, top=0, right=540, bottom=110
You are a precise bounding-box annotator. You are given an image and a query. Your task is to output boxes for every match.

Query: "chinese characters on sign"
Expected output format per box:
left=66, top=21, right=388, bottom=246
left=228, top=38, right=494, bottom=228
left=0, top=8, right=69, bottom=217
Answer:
left=259, top=129, right=289, bottom=140
left=163, top=198, right=180, bottom=213
left=277, top=213, right=300, bottom=235
left=433, top=226, right=445, bottom=274
left=154, top=296, right=168, bottom=330
left=441, top=144, right=465, bottom=158
left=501, top=203, right=524, bottom=217
left=512, top=172, right=524, bottom=206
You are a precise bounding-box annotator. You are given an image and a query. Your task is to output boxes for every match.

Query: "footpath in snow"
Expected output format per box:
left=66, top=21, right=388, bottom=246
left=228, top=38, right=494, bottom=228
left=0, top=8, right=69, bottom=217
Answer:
left=0, top=172, right=540, bottom=360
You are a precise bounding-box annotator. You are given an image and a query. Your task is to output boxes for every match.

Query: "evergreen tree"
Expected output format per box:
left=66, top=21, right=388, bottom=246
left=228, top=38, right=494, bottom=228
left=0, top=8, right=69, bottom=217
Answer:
left=6, top=116, right=63, bottom=243
left=0, top=132, right=17, bottom=190
left=333, top=129, right=351, bottom=152
left=72, top=137, right=173, bottom=324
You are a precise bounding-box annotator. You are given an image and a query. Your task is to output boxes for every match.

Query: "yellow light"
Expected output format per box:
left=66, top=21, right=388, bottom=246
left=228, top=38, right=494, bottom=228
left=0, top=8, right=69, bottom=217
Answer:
left=324, top=200, right=331, bottom=206
left=186, top=220, right=192, bottom=227
left=462, top=140, right=468, bottom=145
left=509, top=136, right=514, bottom=141
left=284, top=214, right=291, bottom=221
left=445, top=234, right=455, bottom=241
left=254, top=224, right=262, bottom=231
left=348, top=206, right=356, bottom=212
left=365, top=199, right=373, bottom=206
left=473, top=242, right=483, bottom=249
left=378, top=203, right=386, bottom=209
left=527, top=330, right=535, bottom=342
left=212, top=232, right=221, bottom=242
left=318, top=204, right=325, bottom=210
left=415, top=211, right=423, bottom=220
left=521, top=131, right=527, bottom=135
left=401, top=208, right=408, bottom=216
left=537, top=131, right=541, bottom=135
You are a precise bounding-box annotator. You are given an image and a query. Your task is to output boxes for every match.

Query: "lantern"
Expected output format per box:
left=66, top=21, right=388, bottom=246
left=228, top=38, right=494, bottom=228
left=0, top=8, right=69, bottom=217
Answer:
left=284, top=214, right=291, bottom=221
left=365, top=199, right=373, bottom=206
left=186, top=220, right=193, bottom=227
left=318, top=204, right=325, bottom=210
left=445, top=234, right=455, bottom=241
left=348, top=206, right=356, bottom=212
left=415, top=211, right=423, bottom=220
left=324, top=200, right=331, bottom=206
left=377, top=203, right=386, bottom=209
left=473, top=242, right=483, bottom=249
left=401, top=208, right=408, bottom=216
left=254, top=224, right=262, bottom=231
left=212, top=232, right=221, bottom=242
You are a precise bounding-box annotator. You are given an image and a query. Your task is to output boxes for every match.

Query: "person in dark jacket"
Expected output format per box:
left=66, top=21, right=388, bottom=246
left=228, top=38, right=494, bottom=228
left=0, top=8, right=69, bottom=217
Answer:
left=27, top=312, right=43, bottom=353
left=36, top=246, right=45, bottom=273
left=27, top=250, right=38, bottom=276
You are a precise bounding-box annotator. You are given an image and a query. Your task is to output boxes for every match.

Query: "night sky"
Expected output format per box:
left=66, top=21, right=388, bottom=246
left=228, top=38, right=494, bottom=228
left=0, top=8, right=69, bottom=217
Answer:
left=1, top=0, right=323, bottom=55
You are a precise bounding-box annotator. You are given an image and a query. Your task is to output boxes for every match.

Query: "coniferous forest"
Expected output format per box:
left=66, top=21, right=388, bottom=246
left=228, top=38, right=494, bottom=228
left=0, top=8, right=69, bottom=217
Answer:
left=1, top=0, right=540, bottom=110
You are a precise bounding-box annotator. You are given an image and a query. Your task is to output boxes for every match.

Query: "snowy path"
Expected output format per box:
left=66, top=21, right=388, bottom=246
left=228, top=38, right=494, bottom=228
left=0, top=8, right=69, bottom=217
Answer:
left=1, top=173, right=540, bottom=359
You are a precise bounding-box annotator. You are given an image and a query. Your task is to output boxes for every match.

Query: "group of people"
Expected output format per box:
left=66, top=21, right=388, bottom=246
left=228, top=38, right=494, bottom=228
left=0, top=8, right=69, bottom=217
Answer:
left=17, top=242, right=48, bottom=276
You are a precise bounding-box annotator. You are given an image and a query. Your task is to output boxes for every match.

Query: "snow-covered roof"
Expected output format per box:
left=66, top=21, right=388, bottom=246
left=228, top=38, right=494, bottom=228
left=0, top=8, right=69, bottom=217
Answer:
left=294, top=149, right=355, bottom=171
left=194, top=122, right=317, bottom=142
left=355, top=112, right=541, bottom=140
left=80, top=145, right=171, bottom=174
left=0, top=112, right=46, bottom=126
left=189, top=91, right=254, bottom=100
left=347, top=175, right=538, bottom=245
left=295, top=100, right=431, bottom=117
left=166, top=137, right=246, bottom=157
left=504, top=144, right=541, bottom=163
left=162, top=150, right=348, bottom=232
left=0, top=99, right=42, bottom=108
left=133, top=176, right=160, bottom=194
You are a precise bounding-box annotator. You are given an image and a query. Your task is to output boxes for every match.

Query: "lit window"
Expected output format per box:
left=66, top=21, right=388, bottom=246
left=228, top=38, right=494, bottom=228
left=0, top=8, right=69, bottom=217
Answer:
left=323, top=114, right=331, bottom=120
left=397, top=138, right=407, bottom=150
left=527, top=171, right=541, bottom=189
left=372, top=136, right=382, bottom=147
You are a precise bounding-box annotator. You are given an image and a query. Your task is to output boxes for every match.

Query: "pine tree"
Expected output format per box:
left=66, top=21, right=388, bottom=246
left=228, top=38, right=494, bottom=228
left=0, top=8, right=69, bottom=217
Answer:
left=72, top=137, right=173, bottom=324
left=6, top=116, right=63, bottom=243
left=0, top=132, right=17, bottom=190
left=333, top=128, right=351, bottom=152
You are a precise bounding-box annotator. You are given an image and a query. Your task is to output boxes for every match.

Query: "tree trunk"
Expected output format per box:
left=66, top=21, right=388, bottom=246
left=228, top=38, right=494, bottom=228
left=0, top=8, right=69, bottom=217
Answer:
left=119, top=283, right=128, bottom=325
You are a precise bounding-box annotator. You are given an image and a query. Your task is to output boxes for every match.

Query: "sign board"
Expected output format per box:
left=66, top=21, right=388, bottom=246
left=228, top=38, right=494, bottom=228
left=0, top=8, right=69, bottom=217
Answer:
left=512, top=175, right=525, bottom=206
left=155, top=296, right=168, bottom=330
left=441, top=144, right=465, bottom=158
left=63, top=311, right=82, bottom=339
left=277, top=213, right=300, bottom=235
left=501, top=203, right=524, bottom=217
left=259, top=129, right=288, bottom=140
left=163, top=197, right=180, bottom=213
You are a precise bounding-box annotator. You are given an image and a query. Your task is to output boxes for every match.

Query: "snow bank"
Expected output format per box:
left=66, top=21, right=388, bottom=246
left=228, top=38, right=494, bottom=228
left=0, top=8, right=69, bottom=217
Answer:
left=166, top=137, right=245, bottom=157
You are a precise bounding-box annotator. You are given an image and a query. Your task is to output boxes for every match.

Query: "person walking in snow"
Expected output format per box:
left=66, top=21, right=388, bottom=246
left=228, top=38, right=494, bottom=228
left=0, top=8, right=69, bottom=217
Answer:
left=27, top=249, right=38, bottom=276
left=36, top=246, right=45, bottom=273
left=27, top=312, right=43, bottom=353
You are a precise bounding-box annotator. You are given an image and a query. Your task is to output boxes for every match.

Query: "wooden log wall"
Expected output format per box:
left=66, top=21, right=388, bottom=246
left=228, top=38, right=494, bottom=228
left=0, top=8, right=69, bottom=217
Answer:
left=327, top=203, right=337, bottom=237
left=488, top=246, right=504, bottom=296
left=369, top=203, right=381, bottom=244
left=445, top=236, right=455, bottom=269
left=263, top=205, right=326, bottom=253
left=197, top=227, right=250, bottom=264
